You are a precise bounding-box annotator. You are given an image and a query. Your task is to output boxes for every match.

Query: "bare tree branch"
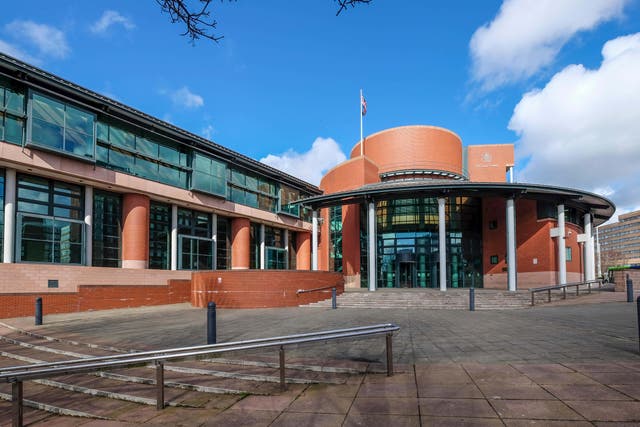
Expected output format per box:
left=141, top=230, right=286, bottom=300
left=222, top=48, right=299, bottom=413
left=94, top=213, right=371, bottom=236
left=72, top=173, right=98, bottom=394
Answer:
left=158, top=0, right=373, bottom=44
left=156, top=0, right=232, bottom=44
left=335, top=0, right=372, bottom=16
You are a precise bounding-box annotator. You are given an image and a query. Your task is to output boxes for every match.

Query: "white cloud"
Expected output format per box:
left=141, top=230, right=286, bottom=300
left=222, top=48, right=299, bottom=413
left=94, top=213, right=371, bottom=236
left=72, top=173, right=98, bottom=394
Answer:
left=170, top=87, right=204, bottom=108
left=201, top=124, right=215, bottom=140
left=260, top=137, right=347, bottom=186
left=90, top=10, right=135, bottom=34
left=470, top=0, right=628, bottom=91
left=5, top=20, right=70, bottom=59
left=509, top=33, right=640, bottom=217
left=0, top=39, right=40, bottom=64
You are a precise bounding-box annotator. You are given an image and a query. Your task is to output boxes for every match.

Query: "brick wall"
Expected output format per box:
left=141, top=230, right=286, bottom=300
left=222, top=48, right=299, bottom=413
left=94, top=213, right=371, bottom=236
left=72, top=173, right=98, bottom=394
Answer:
left=0, top=264, right=192, bottom=293
left=0, top=280, right=191, bottom=319
left=191, top=270, right=344, bottom=308
left=612, top=269, right=640, bottom=292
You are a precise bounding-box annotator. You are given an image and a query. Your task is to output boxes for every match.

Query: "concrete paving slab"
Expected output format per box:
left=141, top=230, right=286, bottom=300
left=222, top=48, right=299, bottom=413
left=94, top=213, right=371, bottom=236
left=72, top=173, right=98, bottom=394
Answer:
left=565, top=400, right=640, bottom=422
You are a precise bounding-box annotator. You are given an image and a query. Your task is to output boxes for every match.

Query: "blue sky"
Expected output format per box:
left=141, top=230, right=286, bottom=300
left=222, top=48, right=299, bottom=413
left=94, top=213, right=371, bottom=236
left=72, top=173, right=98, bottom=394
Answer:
left=2, top=1, right=640, bottom=218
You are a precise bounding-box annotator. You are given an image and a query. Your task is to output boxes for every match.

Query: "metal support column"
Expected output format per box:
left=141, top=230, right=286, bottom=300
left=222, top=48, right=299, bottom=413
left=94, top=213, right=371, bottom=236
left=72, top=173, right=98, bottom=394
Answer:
left=84, top=185, right=93, bottom=266
left=312, top=210, right=318, bottom=271
left=284, top=229, right=289, bottom=270
left=260, top=223, right=266, bottom=269
left=367, top=201, right=377, bottom=292
left=12, top=380, right=22, bottom=427
left=156, top=361, right=164, bottom=410
left=438, top=197, right=447, bottom=291
left=3, top=168, right=16, bottom=263
left=557, top=204, right=567, bottom=285
left=279, top=345, right=286, bottom=391
left=506, top=197, right=517, bottom=291
left=170, top=205, right=178, bottom=270
left=584, top=213, right=595, bottom=281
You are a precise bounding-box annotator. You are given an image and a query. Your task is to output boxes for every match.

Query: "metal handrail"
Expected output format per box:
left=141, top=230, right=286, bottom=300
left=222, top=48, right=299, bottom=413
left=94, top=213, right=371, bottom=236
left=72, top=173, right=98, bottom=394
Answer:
left=530, top=280, right=603, bottom=306
left=1, top=323, right=399, bottom=426
left=296, top=285, right=336, bottom=295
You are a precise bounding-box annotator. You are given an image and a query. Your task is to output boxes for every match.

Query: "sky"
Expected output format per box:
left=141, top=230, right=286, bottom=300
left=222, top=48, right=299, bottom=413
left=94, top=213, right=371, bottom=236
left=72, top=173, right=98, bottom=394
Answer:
left=1, top=0, right=640, bottom=220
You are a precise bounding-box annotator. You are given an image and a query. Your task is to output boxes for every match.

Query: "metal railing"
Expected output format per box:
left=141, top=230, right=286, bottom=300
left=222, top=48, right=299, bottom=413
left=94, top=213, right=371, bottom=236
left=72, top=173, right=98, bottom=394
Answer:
left=0, top=323, right=399, bottom=427
left=297, top=285, right=338, bottom=309
left=529, top=279, right=603, bottom=306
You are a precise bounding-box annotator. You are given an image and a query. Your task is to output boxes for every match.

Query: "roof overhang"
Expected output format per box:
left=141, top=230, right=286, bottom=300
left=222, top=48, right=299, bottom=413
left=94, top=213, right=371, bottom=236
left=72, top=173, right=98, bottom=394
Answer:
left=298, top=180, right=615, bottom=226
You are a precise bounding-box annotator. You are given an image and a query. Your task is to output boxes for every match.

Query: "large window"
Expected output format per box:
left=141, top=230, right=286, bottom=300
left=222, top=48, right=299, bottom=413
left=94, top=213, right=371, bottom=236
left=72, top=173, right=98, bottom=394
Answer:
left=96, top=121, right=188, bottom=188
left=191, top=152, right=226, bottom=197
left=279, top=185, right=300, bottom=217
left=16, top=175, right=84, bottom=264
left=0, top=78, right=25, bottom=145
left=537, top=201, right=580, bottom=225
left=93, top=191, right=121, bottom=267
left=149, top=202, right=171, bottom=269
left=178, top=208, right=212, bottom=270
left=228, top=167, right=278, bottom=212
left=250, top=223, right=260, bottom=269
left=358, top=197, right=483, bottom=289
left=216, top=216, right=230, bottom=269
left=265, top=226, right=286, bottom=269
left=29, top=92, right=95, bottom=159
left=329, top=206, right=343, bottom=272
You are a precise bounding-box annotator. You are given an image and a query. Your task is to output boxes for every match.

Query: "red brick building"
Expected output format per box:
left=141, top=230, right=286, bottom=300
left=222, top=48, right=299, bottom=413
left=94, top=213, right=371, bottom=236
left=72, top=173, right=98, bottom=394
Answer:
left=303, top=126, right=614, bottom=291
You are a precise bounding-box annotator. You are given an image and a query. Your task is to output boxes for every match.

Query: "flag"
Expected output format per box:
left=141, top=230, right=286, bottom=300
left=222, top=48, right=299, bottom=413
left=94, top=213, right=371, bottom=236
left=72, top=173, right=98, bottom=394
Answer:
left=361, top=94, right=367, bottom=116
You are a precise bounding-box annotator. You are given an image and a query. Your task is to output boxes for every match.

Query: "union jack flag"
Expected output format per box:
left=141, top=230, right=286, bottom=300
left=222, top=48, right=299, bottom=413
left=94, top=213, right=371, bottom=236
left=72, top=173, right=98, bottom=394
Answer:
left=361, top=94, right=367, bottom=116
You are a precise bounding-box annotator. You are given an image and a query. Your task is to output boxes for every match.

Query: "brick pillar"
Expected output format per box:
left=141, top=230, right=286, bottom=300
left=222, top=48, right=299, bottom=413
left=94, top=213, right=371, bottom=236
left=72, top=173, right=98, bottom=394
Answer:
left=122, top=193, right=150, bottom=269
left=296, top=231, right=311, bottom=270
left=231, top=218, right=250, bottom=269
left=342, top=204, right=361, bottom=276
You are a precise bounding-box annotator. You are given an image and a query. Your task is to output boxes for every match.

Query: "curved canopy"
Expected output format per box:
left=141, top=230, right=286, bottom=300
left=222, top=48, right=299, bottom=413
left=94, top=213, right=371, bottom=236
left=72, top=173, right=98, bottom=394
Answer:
left=297, top=180, right=615, bottom=226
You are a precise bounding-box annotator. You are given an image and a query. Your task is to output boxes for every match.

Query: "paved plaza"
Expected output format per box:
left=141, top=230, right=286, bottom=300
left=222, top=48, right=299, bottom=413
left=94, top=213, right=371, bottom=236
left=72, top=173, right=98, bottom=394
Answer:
left=1, top=293, right=640, bottom=425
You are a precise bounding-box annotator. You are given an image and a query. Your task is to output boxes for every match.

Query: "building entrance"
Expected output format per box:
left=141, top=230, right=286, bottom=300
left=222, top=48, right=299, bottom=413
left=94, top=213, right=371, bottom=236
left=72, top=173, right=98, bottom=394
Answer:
left=398, top=261, right=415, bottom=287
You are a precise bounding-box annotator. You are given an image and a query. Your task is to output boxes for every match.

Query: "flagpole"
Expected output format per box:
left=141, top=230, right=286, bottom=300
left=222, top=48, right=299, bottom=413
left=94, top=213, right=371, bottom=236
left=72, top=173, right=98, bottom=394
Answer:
left=360, top=89, right=363, bottom=156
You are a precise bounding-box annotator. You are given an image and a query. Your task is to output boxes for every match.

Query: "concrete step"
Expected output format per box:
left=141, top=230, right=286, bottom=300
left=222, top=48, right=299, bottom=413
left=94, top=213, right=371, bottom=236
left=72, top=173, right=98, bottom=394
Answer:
left=301, top=289, right=534, bottom=310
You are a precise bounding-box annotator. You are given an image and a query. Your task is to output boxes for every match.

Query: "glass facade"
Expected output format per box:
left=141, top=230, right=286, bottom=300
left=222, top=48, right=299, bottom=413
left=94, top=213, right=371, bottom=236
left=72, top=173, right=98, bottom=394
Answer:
left=357, top=197, right=483, bottom=288
left=1, top=67, right=318, bottom=270
left=29, top=92, right=95, bottom=159
left=216, top=216, right=230, bottom=270
left=16, top=175, right=84, bottom=264
left=265, top=225, right=286, bottom=269
left=96, top=121, right=189, bottom=188
left=228, top=167, right=278, bottom=213
left=149, top=202, right=171, bottom=269
left=279, top=185, right=300, bottom=217
left=250, top=223, right=260, bottom=269
left=329, top=206, right=343, bottom=272
left=288, top=231, right=297, bottom=270
left=0, top=77, right=25, bottom=145
left=537, top=201, right=580, bottom=225
left=93, top=191, right=121, bottom=267
left=177, top=208, right=213, bottom=270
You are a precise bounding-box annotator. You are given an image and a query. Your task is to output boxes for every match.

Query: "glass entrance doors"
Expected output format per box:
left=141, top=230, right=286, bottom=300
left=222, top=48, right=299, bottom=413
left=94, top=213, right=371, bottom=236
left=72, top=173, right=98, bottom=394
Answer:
left=398, top=261, right=415, bottom=288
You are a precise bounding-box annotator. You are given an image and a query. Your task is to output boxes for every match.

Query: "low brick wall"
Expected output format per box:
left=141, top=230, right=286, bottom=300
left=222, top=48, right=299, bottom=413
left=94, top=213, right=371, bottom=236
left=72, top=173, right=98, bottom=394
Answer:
left=191, top=270, right=345, bottom=308
left=612, top=269, right=640, bottom=292
left=0, top=280, right=191, bottom=319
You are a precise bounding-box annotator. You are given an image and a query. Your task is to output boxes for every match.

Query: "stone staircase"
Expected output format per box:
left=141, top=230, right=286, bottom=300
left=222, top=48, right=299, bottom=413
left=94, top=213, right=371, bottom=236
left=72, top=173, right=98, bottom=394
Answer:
left=302, top=288, right=535, bottom=310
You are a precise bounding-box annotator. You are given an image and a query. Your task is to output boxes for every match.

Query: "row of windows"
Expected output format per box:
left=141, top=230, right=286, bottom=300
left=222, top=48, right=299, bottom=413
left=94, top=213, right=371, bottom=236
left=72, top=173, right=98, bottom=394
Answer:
left=0, top=80, right=313, bottom=218
left=537, top=201, right=581, bottom=225
left=3, top=172, right=295, bottom=269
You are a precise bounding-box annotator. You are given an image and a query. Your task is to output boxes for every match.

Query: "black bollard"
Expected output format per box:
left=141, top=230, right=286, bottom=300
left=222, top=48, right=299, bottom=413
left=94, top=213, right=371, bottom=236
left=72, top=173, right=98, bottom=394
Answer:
left=627, top=275, right=634, bottom=303
left=35, top=297, right=43, bottom=326
left=332, top=287, right=337, bottom=309
left=207, top=302, right=216, bottom=345
left=469, top=288, right=475, bottom=311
